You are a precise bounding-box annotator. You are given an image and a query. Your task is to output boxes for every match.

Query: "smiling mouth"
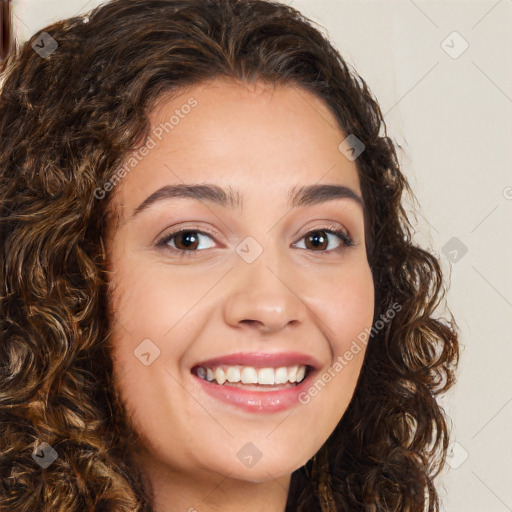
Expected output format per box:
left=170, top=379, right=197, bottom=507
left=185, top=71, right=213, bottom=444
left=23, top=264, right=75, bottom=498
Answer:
left=191, top=364, right=311, bottom=390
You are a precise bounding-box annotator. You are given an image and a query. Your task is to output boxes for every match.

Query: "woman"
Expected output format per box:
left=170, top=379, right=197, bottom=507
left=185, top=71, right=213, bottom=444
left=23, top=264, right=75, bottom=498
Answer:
left=0, top=1, right=460, bottom=511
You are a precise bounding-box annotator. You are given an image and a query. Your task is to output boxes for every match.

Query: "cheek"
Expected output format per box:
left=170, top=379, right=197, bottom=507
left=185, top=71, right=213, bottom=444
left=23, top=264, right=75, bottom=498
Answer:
left=311, top=262, right=375, bottom=354
left=107, top=258, right=222, bottom=400
left=293, top=263, right=374, bottom=417
left=109, top=255, right=209, bottom=337
left=338, top=270, right=374, bottom=353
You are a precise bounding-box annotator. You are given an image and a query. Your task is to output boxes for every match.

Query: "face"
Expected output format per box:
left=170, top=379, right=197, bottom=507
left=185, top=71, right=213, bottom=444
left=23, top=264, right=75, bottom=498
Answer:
left=105, top=78, right=374, bottom=490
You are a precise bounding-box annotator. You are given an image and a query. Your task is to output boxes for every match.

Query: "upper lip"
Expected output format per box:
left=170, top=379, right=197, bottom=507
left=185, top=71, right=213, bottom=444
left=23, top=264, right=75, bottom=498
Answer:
left=192, top=351, right=322, bottom=370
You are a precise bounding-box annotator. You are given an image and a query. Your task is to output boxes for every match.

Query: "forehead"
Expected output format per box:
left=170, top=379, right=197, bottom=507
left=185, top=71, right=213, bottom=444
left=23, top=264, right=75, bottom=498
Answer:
left=108, top=78, right=362, bottom=226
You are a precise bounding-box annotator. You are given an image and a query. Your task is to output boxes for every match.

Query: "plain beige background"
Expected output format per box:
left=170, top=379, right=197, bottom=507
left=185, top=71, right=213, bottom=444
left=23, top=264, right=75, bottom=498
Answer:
left=6, top=1, right=512, bottom=511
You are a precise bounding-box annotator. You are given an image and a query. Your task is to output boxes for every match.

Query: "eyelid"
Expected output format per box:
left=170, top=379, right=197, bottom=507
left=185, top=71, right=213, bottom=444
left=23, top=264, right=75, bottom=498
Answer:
left=296, top=221, right=347, bottom=239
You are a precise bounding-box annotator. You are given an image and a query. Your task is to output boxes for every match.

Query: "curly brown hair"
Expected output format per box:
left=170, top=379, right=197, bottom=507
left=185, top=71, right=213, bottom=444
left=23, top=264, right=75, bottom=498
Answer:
left=0, top=0, right=459, bottom=510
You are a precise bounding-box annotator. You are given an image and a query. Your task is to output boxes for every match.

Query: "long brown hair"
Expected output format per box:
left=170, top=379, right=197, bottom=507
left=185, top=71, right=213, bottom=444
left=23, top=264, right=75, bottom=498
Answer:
left=0, top=1, right=459, bottom=510
left=0, top=0, right=14, bottom=72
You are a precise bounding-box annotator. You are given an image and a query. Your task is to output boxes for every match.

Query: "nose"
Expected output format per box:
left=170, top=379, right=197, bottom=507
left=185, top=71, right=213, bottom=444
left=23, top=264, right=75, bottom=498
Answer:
left=223, top=252, right=307, bottom=335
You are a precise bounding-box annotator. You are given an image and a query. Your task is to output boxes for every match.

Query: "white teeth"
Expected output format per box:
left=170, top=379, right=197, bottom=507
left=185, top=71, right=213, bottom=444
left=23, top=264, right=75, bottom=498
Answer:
left=196, top=364, right=308, bottom=386
left=241, top=367, right=258, bottom=384
left=274, top=367, right=288, bottom=384
left=288, top=365, right=298, bottom=383
left=258, top=368, right=274, bottom=385
left=226, top=366, right=241, bottom=383
left=214, top=367, right=226, bottom=385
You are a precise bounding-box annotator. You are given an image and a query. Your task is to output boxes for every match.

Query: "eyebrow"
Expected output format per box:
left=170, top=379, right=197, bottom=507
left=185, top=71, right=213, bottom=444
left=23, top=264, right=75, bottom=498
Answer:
left=131, top=182, right=364, bottom=218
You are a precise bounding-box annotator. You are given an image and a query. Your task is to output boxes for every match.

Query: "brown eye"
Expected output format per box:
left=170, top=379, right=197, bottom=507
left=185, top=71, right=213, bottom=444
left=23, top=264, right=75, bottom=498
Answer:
left=158, top=229, right=216, bottom=254
left=294, top=228, right=353, bottom=253
left=174, top=230, right=200, bottom=251
left=305, top=230, right=329, bottom=251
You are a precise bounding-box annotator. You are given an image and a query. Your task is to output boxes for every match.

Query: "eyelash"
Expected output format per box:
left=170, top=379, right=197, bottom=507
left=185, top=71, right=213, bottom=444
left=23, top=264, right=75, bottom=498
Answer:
left=156, top=225, right=355, bottom=258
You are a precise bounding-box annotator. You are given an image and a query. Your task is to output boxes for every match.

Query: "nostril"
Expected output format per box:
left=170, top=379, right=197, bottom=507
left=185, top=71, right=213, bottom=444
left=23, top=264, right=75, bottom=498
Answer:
left=240, top=320, right=260, bottom=327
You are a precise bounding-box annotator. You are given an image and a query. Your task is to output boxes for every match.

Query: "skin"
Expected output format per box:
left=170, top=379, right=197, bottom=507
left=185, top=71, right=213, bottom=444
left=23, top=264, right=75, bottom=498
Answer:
left=105, top=78, right=375, bottom=512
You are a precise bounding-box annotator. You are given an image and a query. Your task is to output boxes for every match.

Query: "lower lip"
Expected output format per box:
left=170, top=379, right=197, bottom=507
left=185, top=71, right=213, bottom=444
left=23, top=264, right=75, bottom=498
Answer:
left=192, top=372, right=313, bottom=413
